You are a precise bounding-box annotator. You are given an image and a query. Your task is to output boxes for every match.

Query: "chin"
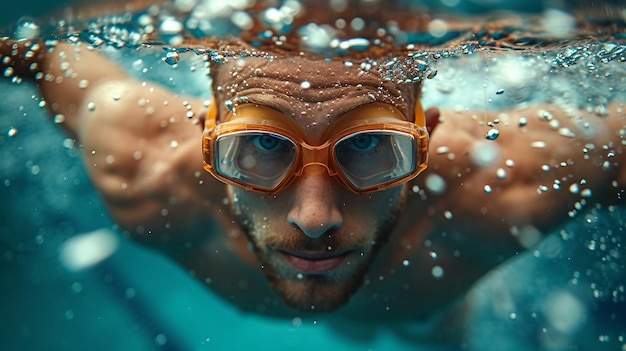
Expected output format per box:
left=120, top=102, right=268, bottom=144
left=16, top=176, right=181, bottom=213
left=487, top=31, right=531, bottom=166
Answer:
left=252, top=236, right=387, bottom=314
left=267, top=256, right=371, bottom=313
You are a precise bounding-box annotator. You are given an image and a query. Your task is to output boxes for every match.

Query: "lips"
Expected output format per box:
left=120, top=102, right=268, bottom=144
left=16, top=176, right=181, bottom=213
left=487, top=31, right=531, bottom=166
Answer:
left=277, top=249, right=353, bottom=274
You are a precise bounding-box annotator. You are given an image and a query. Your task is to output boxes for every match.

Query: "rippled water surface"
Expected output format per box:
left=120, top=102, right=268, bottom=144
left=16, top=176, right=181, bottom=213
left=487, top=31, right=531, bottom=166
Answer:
left=1, top=0, right=625, bottom=350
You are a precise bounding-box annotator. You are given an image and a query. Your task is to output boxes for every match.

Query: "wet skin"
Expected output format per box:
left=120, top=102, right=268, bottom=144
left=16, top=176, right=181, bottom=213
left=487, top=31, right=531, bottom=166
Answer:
left=1, top=40, right=625, bottom=322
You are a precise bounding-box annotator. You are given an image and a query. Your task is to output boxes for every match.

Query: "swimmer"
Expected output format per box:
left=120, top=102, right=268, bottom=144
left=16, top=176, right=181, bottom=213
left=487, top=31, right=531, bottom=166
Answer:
left=1, top=8, right=624, bottom=330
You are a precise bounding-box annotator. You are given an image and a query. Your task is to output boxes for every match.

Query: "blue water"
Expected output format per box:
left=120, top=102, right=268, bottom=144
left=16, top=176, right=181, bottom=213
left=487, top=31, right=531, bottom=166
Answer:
left=1, top=1, right=625, bottom=350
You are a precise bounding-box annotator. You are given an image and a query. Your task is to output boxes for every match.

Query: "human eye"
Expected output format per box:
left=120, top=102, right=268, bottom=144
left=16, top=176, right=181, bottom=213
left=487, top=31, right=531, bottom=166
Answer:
left=346, top=134, right=381, bottom=152
left=251, top=134, right=284, bottom=152
left=240, top=133, right=294, bottom=162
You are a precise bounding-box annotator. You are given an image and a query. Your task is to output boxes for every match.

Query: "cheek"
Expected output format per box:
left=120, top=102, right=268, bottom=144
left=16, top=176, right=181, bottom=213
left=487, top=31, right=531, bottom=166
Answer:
left=343, top=186, right=406, bottom=223
left=227, top=186, right=289, bottom=231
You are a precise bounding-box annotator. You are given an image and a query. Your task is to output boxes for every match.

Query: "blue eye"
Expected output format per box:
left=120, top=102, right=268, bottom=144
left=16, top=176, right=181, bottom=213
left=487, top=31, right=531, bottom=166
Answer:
left=347, top=134, right=380, bottom=151
left=251, top=134, right=284, bottom=151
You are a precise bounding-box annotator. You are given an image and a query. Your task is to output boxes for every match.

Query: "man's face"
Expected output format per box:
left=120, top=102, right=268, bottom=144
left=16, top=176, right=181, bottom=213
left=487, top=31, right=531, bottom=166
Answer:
left=211, top=57, right=418, bottom=313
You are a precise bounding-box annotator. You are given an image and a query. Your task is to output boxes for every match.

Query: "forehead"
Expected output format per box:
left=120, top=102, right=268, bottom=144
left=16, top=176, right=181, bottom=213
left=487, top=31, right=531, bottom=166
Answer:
left=211, top=56, right=420, bottom=130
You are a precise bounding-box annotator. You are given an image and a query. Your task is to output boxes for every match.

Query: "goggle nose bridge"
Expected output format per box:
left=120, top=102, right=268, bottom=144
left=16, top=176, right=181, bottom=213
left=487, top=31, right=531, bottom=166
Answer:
left=295, top=142, right=337, bottom=176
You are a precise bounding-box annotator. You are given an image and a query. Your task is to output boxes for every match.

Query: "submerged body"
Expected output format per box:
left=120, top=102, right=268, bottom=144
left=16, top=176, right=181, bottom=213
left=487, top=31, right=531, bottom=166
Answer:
left=1, top=2, right=625, bottom=340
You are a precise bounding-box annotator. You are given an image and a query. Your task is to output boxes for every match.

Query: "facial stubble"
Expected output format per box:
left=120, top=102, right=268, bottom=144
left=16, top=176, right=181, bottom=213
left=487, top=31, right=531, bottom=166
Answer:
left=231, top=185, right=408, bottom=314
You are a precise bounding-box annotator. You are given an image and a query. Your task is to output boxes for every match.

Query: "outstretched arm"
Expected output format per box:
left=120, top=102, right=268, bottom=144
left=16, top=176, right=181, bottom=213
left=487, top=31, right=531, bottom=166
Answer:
left=1, top=39, right=225, bottom=252
left=1, top=39, right=130, bottom=137
left=416, top=103, right=625, bottom=260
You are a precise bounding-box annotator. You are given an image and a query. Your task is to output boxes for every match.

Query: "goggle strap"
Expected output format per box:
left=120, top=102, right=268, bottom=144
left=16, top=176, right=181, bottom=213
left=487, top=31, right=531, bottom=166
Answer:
left=414, top=100, right=425, bottom=127
left=205, top=98, right=218, bottom=130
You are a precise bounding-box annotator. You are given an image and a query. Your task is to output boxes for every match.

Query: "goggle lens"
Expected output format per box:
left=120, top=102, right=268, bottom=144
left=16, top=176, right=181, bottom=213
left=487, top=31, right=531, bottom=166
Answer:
left=215, top=131, right=297, bottom=190
left=334, top=131, right=416, bottom=190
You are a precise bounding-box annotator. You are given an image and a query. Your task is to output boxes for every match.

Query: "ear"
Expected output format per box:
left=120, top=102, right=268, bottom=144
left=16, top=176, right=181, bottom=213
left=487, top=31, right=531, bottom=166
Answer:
left=425, top=107, right=440, bottom=135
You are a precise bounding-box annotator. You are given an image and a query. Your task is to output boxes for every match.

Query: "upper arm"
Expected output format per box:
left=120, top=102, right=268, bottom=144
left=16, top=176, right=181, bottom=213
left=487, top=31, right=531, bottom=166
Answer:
left=76, top=78, right=224, bottom=246
left=37, top=42, right=130, bottom=138
left=2, top=39, right=227, bottom=249
left=418, top=102, right=625, bottom=254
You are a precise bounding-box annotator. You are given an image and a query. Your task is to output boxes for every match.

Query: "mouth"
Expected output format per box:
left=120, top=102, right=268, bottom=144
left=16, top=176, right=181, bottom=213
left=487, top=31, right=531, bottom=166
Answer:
left=276, top=248, right=355, bottom=275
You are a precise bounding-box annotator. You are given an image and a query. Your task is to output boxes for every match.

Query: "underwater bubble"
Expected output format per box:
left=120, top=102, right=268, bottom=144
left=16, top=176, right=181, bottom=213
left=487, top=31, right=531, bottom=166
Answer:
left=71, top=282, right=83, bottom=294
left=64, top=310, right=74, bottom=320
left=224, top=99, right=234, bottom=112
left=543, top=290, right=586, bottom=335
left=484, top=184, right=493, bottom=195
left=231, top=10, right=254, bottom=31
left=539, top=110, right=553, bottom=121
left=163, top=51, right=180, bottom=65
left=496, top=168, right=507, bottom=179
left=402, top=259, right=410, bottom=267
left=436, top=146, right=450, bottom=154
left=3, top=67, right=14, bottom=78
left=60, top=229, right=119, bottom=271
left=431, top=266, right=444, bottom=279
left=471, top=141, right=501, bottom=167
left=160, top=17, right=183, bottom=34
left=530, top=141, right=547, bottom=149
left=496, top=89, right=505, bottom=95
left=300, top=80, right=311, bottom=89
left=125, top=287, right=136, bottom=299
left=569, top=183, right=580, bottom=194
left=518, top=117, right=528, bottom=127
left=54, top=114, right=65, bottom=124
left=15, top=19, right=40, bottom=40
left=485, top=128, right=500, bottom=140
left=291, top=317, right=303, bottom=327
left=299, top=23, right=335, bottom=52
left=87, top=102, right=96, bottom=111
left=350, top=17, right=365, bottom=31
left=154, top=333, right=167, bottom=346
left=558, top=127, right=575, bottom=138
left=7, top=127, right=18, bottom=137
left=338, top=38, right=370, bottom=51
left=542, top=9, right=576, bottom=38
left=518, top=225, right=542, bottom=249
left=78, top=79, right=89, bottom=89
left=425, top=173, right=446, bottom=194
left=428, top=19, right=448, bottom=38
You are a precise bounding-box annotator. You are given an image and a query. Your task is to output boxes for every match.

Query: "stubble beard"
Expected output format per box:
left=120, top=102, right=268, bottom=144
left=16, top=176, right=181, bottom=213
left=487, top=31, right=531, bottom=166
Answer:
left=232, top=187, right=408, bottom=314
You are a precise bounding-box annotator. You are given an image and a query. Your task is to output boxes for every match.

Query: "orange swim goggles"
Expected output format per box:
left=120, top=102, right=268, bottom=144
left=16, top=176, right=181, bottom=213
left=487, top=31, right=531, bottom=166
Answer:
left=202, top=101, right=429, bottom=195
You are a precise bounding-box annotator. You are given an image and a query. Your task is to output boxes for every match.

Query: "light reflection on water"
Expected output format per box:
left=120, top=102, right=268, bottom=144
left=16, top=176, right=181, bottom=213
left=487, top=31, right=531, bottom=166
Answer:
left=0, top=1, right=625, bottom=350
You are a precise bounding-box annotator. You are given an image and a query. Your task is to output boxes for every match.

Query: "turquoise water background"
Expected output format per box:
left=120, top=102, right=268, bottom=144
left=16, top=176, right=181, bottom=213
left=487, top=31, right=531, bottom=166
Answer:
left=1, top=1, right=625, bottom=350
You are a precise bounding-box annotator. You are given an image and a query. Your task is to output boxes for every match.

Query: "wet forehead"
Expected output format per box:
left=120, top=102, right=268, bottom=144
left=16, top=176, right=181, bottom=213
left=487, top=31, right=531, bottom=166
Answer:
left=211, top=56, right=420, bottom=131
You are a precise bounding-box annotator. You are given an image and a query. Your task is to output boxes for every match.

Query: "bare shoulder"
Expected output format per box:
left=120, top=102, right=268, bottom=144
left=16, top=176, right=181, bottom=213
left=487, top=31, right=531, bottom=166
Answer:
left=2, top=39, right=233, bottom=253
left=70, top=74, right=227, bottom=254
left=415, top=102, right=625, bottom=254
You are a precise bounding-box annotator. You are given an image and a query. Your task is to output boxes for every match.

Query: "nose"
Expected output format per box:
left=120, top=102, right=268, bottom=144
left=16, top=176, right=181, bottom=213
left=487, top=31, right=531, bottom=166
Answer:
left=287, top=168, right=343, bottom=239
